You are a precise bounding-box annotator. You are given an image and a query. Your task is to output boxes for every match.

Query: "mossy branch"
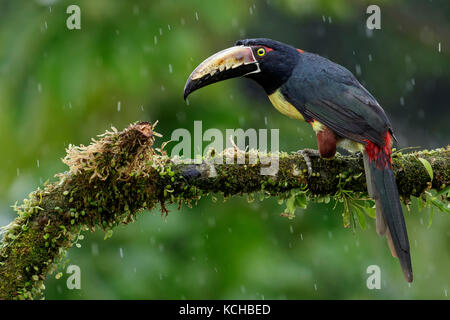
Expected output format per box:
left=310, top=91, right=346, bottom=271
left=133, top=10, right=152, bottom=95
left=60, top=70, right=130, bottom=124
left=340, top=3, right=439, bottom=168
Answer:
left=0, top=122, right=449, bottom=299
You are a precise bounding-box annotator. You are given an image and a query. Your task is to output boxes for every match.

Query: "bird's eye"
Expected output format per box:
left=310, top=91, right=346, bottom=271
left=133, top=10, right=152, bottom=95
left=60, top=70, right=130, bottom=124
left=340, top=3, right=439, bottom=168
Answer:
left=257, top=48, right=266, bottom=56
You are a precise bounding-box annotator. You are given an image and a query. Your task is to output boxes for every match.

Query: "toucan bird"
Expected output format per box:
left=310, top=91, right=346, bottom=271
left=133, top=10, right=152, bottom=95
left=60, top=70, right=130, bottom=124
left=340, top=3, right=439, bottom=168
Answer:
left=183, top=38, right=412, bottom=282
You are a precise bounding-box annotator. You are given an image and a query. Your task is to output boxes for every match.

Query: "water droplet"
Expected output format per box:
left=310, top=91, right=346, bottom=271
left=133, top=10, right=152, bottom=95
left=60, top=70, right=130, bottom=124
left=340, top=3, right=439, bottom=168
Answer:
left=314, top=283, right=318, bottom=291
left=159, top=28, right=163, bottom=36
left=195, top=12, right=199, bottom=20
left=438, top=42, right=441, bottom=52
left=119, top=247, right=123, bottom=258
left=154, top=36, right=158, bottom=45
left=37, top=160, right=40, bottom=168
left=117, top=101, right=121, bottom=111
left=300, top=233, right=303, bottom=240
left=168, top=64, right=173, bottom=73
left=91, top=243, right=99, bottom=256
left=167, top=24, right=171, bottom=31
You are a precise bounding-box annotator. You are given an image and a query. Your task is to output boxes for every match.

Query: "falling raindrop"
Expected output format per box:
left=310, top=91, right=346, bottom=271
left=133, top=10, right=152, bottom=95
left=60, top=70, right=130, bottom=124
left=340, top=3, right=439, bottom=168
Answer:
left=249, top=7, right=253, bottom=15
left=117, top=101, right=121, bottom=111
left=91, top=243, right=99, bottom=256
left=37, top=160, right=40, bottom=168
left=300, top=233, right=303, bottom=240
left=38, top=83, right=42, bottom=93
left=195, top=12, right=199, bottom=20
left=264, top=116, right=268, bottom=126
left=154, top=36, right=158, bottom=45
left=168, top=24, right=171, bottom=31
left=438, top=42, right=441, bottom=52
left=322, top=15, right=326, bottom=23
left=169, top=64, right=173, bottom=73
left=133, top=5, right=139, bottom=15
left=228, top=227, right=232, bottom=233
left=119, top=247, right=124, bottom=258
left=240, top=285, right=246, bottom=293
left=159, top=28, right=163, bottom=36
left=180, top=18, right=185, bottom=25
left=445, top=289, right=448, bottom=297
left=185, top=99, right=190, bottom=106
left=368, top=54, right=372, bottom=62
left=328, top=231, right=333, bottom=239
left=16, top=168, right=20, bottom=176
left=290, top=225, right=294, bottom=233
left=400, top=97, right=405, bottom=106
left=314, top=283, right=318, bottom=291
left=140, top=105, right=144, bottom=111
left=355, top=64, right=361, bottom=76
left=161, top=85, right=165, bottom=92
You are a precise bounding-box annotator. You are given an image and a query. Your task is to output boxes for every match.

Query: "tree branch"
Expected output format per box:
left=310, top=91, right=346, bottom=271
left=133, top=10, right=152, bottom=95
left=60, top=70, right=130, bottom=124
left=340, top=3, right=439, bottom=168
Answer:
left=0, top=122, right=449, bottom=299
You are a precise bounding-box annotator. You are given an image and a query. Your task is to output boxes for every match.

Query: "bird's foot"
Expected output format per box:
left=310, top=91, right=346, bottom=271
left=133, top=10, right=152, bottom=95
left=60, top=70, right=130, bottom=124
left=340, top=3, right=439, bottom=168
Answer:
left=296, top=148, right=320, bottom=178
left=353, top=151, right=364, bottom=161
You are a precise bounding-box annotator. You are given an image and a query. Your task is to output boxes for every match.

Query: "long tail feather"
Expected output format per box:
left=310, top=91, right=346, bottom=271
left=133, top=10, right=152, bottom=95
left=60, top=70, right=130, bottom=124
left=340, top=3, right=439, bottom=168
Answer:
left=363, top=140, right=413, bottom=282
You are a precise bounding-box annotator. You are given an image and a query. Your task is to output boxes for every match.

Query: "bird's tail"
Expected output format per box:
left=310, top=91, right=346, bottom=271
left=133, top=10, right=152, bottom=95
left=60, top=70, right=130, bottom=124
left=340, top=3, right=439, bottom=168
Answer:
left=363, top=133, right=413, bottom=282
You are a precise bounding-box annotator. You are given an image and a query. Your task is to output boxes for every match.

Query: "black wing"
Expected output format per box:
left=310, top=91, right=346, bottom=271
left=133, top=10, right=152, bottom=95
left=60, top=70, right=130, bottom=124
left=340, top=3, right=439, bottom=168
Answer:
left=282, top=52, right=392, bottom=147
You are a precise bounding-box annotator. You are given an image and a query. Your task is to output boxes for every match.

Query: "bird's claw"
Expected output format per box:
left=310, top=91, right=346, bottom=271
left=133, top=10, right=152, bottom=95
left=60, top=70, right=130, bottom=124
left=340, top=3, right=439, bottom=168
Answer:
left=297, top=148, right=320, bottom=178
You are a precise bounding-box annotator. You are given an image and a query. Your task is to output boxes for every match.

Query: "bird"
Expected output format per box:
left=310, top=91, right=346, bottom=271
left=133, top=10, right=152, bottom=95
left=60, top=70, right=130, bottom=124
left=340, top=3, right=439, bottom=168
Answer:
left=183, top=38, right=412, bottom=282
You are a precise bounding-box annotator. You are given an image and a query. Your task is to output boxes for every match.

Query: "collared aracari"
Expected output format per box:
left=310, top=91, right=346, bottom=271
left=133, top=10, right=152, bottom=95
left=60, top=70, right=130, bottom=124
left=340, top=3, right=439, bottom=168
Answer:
left=183, top=38, right=413, bottom=282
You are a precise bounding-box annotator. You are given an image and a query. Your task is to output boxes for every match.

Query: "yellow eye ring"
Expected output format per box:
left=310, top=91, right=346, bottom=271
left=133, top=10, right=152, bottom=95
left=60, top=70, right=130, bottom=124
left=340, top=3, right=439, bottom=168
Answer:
left=257, top=48, right=266, bottom=56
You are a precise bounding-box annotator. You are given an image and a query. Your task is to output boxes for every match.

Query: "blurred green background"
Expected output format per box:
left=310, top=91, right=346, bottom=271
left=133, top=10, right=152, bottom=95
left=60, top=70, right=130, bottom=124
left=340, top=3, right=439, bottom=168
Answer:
left=0, top=0, right=449, bottom=299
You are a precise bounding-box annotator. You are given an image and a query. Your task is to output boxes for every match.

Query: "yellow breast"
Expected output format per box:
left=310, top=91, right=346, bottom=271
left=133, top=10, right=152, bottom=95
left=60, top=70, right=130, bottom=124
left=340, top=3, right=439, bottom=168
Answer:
left=268, top=89, right=304, bottom=121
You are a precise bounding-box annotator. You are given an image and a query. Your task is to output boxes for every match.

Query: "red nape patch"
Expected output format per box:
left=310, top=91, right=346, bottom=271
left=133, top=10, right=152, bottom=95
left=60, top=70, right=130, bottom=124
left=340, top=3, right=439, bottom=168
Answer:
left=297, top=48, right=304, bottom=54
left=364, top=132, right=393, bottom=169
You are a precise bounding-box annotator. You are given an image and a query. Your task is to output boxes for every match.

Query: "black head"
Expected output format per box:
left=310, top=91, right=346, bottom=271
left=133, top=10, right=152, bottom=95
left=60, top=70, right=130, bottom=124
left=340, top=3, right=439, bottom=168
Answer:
left=234, top=38, right=300, bottom=94
left=184, top=38, right=301, bottom=98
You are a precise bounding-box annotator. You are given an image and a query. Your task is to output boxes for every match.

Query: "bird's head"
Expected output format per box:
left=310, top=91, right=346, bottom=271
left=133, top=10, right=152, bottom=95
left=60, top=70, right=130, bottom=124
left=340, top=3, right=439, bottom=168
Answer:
left=184, top=38, right=301, bottom=99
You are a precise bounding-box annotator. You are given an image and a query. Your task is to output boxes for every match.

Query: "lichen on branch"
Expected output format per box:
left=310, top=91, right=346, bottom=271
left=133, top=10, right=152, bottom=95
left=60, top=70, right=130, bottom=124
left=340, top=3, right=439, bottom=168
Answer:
left=0, top=122, right=449, bottom=299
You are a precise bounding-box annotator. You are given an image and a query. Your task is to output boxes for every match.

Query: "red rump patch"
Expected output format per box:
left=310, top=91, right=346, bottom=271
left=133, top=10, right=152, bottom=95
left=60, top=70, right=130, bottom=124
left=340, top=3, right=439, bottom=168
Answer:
left=365, top=132, right=393, bottom=169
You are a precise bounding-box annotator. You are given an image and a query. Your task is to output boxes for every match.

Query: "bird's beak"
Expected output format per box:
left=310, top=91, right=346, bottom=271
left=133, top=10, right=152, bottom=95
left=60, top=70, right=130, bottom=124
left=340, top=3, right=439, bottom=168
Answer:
left=184, top=46, right=259, bottom=100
